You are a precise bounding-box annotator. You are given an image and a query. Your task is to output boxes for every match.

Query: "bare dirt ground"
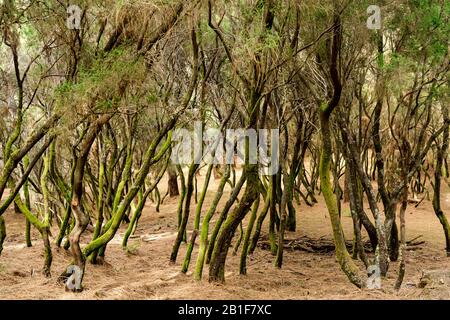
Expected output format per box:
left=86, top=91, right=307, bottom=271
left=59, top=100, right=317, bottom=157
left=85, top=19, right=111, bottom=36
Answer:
left=1, top=172, right=449, bottom=300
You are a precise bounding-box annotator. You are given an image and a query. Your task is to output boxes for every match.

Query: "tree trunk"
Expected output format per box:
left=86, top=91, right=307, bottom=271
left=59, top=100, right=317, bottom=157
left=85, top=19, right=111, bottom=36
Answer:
left=168, top=165, right=179, bottom=197
left=170, top=163, right=199, bottom=262
left=182, top=163, right=213, bottom=273
left=208, top=165, right=259, bottom=282
left=319, top=112, right=363, bottom=288
left=0, top=217, right=5, bottom=255
left=239, top=196, right=260, bottom=274
left=433, top=105, right=450, bottom=256
left=194, top=165, right=230, bottom=280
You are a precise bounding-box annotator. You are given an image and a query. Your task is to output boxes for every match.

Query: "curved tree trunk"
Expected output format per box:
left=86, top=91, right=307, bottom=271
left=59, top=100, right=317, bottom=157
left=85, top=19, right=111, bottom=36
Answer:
left=433, top=105, right=450, bottom=256
left=319, top=112, right=363, bottom=288
left=194, top=165, right=230, bottom=280
left=209, top=164, right=259, bottom=282
left=167, top=165, right=179, bottom=197
left=316, top=12, right=363, bottom=288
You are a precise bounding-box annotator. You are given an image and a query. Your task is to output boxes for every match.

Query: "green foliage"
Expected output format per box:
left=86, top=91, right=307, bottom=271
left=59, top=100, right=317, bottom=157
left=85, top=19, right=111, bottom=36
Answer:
left=389, top=0, right=448, bottom=62
left=55, top=47, right=146, bottom=120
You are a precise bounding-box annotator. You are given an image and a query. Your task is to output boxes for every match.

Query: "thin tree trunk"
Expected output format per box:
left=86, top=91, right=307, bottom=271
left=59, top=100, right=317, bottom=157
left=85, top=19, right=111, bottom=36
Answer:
left=248, top=189, right=271, bottom=255
left=275, top=164, right=289, bottom=268
left=395, top=187, right=407, bottom=289
left=268, top=173, right=278, bottom=255
left=0, top=217, right=5, bottom=255
left=168, top=165, right=179, bottom=197
left=23, top=155, right=32, bottom=247
left=320, top=112, right=363, bottom=288
left=208, top=165, right=259, bottom=282
left=239, top=196, right=260, bottom=274
left=194, top=165, right=230, bottom=280
left=182, top=163, right=213, bottom=273
left=171, top=162, right=199, bottom=262
left=316, top=12, right=363, bottom=288
left=433, top=105, right=450, bottom=256
left=206, top=172, right=246, bottom=264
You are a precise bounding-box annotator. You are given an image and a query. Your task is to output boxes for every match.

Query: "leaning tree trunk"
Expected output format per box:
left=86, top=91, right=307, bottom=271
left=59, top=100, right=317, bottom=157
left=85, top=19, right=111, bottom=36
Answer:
left=316, top=12, right=363, bottom=288
left=65, top=114, right=112, bottom=290
left=239, top=195, right=260, bottom=274
left=433, top=104, right=450, bottom=256
left=182, top=163, right=213, bottom=272
left=22, top=155, right=32, bottom=247
left=167, top=164, right=179, bottom=197
left=194, top=165, right=230, bottom=280
left=123, top=157, right=168, bottom=250
left=338, top=115, right=389, bottom=279
left=275, top=167, right=289, bottom=268
left=171, top=162, right=199, bottom=263
left=285, top=118, right=302, bottom=232
left=208, top=164, right=259, bottom=282
left=395, top=182, right=408, bottom=289
left=90, top=139, right=106, bottom=263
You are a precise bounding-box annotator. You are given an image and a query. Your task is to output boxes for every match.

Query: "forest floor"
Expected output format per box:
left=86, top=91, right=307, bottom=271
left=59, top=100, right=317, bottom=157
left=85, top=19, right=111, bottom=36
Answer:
left=1, top=170, right=450, bottom=300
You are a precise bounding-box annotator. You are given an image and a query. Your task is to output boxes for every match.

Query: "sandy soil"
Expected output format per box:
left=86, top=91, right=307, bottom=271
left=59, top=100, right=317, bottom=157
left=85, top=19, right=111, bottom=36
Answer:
left=0, top=171, right=449, bottom=300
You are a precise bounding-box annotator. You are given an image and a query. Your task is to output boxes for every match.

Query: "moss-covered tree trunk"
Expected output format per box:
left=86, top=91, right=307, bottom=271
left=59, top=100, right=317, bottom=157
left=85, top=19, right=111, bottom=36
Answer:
left=268, top=173, right=278, bottom=255
left=55, top=149, right=76, bottom=248
left=171, top=162, right=199, bottom=262
left=194, top=165, right=230, bottom=280
left=205, top=172, right=246, bottom=264
left=83, top=129, right=173, bottom=258
left=372, top=30, right=395, bottom=273
left=66, top=114, right=112, bottom=289
left=317, top=12, right=363, bottom=288
left=95, top=131, right=134, bottom=260
left=209, top=164, right=259, bottom=282
left=239, top=196, right=260, bottom=274
left=182, top=163, right=213, bottom=272
left=275, top=165, right=289, bottom=268
left=40, top=154, right=52, bottom=277
left=0, top=217, right=5, bottom=255
left=319, top=112, right=363, bottom=288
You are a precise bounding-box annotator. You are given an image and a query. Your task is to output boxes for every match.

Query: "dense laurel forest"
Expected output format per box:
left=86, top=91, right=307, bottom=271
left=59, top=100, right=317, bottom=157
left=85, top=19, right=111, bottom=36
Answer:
left=0, top=0, right=449, bottom=298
